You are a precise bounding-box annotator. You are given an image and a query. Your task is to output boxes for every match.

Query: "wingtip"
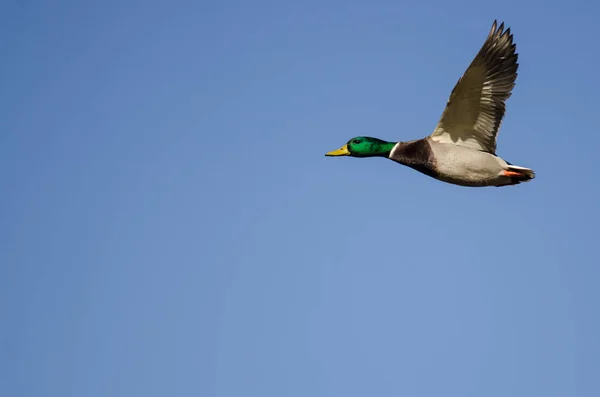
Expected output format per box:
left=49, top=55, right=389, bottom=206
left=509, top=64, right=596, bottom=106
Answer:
left=490, top=20, right=515, bottom=42
left=490, top=20, right=507, bottom=37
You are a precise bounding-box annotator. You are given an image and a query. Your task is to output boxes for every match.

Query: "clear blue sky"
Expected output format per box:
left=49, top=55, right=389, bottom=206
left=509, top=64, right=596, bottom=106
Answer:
left=2, top=1, right=599, bottom=396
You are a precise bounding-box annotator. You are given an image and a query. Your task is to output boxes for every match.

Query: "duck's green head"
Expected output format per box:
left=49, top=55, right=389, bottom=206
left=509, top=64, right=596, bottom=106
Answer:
left=325, top=136, right=396, bottom=158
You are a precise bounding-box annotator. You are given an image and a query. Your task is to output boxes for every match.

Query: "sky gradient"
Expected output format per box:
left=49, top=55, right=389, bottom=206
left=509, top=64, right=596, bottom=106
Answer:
left=2, top=1, right=599, bottom=396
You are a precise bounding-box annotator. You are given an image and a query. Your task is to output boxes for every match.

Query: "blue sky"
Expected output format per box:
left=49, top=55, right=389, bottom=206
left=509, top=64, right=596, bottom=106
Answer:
left=1, top=0, right=599, bottom=396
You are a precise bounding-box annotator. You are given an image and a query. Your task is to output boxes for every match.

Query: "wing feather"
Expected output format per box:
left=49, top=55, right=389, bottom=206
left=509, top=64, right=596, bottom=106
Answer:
left=429, top=20, right=519, bottom=154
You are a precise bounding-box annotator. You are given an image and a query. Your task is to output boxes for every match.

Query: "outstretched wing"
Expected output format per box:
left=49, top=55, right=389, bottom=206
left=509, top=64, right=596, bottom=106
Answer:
left=429, top=20, right=519, bottom=154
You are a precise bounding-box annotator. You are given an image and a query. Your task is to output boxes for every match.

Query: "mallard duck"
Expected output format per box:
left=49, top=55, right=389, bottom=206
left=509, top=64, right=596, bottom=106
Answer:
left=325, top=20, right=535, bottom=187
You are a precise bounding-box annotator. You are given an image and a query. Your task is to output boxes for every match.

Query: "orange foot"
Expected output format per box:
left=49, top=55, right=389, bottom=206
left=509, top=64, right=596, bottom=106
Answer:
left=504, top=170, right=523, bottom=177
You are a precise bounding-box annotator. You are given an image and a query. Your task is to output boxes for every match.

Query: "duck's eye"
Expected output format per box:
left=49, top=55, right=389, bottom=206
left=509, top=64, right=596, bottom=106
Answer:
left=353, top=139, right=360, bottom=144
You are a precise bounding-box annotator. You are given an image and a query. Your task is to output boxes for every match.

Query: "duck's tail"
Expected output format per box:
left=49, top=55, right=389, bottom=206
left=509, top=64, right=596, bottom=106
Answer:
left=503, top=164, right=535, bottom=185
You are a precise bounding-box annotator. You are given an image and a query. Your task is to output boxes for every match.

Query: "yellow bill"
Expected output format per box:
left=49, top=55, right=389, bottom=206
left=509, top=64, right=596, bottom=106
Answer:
left=325, top=144, right=350, bottom=156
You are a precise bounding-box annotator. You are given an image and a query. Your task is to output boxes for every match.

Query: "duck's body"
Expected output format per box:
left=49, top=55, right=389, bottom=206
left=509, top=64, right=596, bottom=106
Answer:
left=325, top=21, right=535, bottom=188
left=389, top=138, right=534, bottom=187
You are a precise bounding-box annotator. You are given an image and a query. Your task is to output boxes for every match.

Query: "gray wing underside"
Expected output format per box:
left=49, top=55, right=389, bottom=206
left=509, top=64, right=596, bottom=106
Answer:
left=430, top=20, right=519, bottom=154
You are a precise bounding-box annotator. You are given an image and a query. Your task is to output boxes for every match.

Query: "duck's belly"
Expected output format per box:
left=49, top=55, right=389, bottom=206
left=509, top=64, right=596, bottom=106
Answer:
left=428, top=143, right=509, bottom=187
